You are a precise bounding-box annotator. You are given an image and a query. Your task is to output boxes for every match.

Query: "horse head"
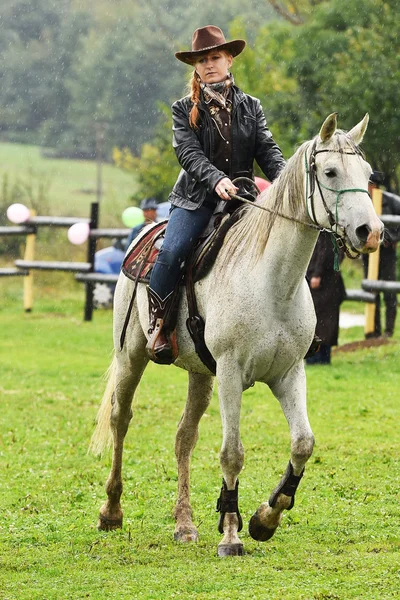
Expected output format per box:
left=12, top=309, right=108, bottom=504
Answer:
left=307, top=113, right=384, bottom=253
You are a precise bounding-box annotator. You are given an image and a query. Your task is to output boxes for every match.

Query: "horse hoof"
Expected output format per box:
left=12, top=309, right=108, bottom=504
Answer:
left=248, top=512, right=277, bottom=542
left=97, top=513, right=123, bottom=531
left=174, top=527, right=199, bottom=543
left=217, top=543, right=244, bottom=557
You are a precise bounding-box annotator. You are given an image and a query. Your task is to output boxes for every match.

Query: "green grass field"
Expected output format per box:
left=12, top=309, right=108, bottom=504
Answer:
left=1, top=279, right=399, bottom=599
left=1, top=142, right=399, bottom=598
left=0, top=142, right=136, bottom=226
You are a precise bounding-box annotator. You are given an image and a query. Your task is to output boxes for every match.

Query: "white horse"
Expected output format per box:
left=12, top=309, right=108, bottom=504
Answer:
left=90, top=113, right=383, bottom=556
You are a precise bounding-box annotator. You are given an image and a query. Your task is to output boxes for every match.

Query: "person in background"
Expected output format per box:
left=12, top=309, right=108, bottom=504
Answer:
left=146, top=25, right=286, bottom=364
left=125, top=197, right=158, bottom=251
left=306, top=231, right=346, bottom=365
left=363, top=171, right=400, bottom=338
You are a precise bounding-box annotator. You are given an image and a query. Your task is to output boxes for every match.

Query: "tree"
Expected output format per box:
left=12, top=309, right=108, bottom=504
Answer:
left=113, top=103, right=179, bottom=203
left=289, top=0, right=399, bottom=189
left=267, top=0, right=327, bottom=25
left=0, top=0, right=92, bottom=143
left=234, top=0, right=399, bottom=189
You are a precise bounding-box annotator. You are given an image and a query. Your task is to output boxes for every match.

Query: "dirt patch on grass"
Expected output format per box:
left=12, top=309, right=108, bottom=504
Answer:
left=334, top=337, right=392, bottom=353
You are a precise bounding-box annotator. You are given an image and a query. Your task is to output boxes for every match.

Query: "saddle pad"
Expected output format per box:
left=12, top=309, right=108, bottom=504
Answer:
left=122, top=221, right=167, bottom=283
left=121, top=210, right=240, bottom=285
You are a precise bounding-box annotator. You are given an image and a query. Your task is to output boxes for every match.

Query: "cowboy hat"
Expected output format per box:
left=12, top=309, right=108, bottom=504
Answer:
left=175, top=25, right=246, bottom=65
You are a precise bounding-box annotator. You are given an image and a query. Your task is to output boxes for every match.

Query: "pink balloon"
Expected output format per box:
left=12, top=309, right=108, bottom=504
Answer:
left=7, top=203, right=31, bottom=224
left=67, top=222, right=90, bottom=245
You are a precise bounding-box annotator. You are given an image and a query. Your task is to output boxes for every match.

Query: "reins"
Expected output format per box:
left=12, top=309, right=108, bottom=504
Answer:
left=228, top=187, right=321, bottom=231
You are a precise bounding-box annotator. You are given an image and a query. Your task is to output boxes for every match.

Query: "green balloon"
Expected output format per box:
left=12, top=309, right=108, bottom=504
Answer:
left=122, top=206, right=145, bottom=228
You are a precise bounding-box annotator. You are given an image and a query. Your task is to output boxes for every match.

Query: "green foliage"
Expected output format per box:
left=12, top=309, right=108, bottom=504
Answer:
left=113, top=103, right=179, bottom=202
left=0, top=0, right=92, bottom=145
left=1, top=0, right=398, bottom=196
left=266, top=0, right=328, bottom=24
left=288, top=0, right=399, bottom=188
left=232, top=18, right=306, bottom=159
left=0, top=291, right=400, bottom=598
left=240, top=0, right=398, bottom=189
left=64, top=24, right=182, bottom=157
left=0, top=0, right=276, bottom=158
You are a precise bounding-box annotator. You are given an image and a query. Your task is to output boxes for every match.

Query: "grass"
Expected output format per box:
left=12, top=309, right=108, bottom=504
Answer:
left=1, top=279, right=400, bottom=599
left=0, top=142, right=136, bottom=225
left=0, top=147, right=398, bottom=598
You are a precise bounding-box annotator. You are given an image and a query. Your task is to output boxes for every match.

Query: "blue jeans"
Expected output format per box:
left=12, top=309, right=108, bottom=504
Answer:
left=149, top=204, right=215, bottom=300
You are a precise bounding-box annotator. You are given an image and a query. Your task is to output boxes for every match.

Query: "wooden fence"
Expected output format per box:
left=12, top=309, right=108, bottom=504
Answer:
left=1, top=197, right=400, bottom=327
left=0, top=202, right=130, bottom=320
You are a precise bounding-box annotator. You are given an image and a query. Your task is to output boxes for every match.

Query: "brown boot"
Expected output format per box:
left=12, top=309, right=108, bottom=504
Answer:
left=146, top=288, right=178, bottom=364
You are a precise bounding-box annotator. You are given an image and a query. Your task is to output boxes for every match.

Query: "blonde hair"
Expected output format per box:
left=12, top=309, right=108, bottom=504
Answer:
left=186, top=50, right=233, bottom=130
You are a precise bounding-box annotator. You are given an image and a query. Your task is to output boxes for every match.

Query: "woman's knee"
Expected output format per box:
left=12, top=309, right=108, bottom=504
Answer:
left=157, top=246, right=184, bottom=269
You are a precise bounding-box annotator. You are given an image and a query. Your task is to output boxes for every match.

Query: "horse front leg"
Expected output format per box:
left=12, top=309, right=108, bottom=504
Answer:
left=216, top=362, right=244, bottom=557
left=98, top=335, right=148, bottom=531
left=249, top=364, right=314, bottom=541
left=174, top=372, right=214, bottom=543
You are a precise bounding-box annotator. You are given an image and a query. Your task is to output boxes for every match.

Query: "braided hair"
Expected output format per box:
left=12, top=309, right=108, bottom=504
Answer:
left=188, top=70, right=202, bottom=129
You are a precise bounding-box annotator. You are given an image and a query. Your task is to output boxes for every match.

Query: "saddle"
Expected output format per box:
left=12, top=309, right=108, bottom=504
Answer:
left=121, top=207, right=242, bottom=373
left=122, top=209, right=239, bottom=285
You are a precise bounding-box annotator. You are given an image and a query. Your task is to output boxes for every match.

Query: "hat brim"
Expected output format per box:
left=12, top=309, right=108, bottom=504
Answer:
left=175, top=40, right=246, bottom=65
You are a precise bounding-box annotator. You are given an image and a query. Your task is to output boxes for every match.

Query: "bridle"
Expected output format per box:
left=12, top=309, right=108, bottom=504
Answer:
left=230, top=142, right=371, bottom=263
left=304, top=138, right=371, bottom=259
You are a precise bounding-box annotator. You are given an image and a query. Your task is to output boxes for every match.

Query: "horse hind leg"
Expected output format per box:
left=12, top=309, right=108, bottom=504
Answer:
left=249, top=365, right=314, bottom=542
left=174, top=371, right=214, bottom=543
left=92, top=324, right=148, bottom=531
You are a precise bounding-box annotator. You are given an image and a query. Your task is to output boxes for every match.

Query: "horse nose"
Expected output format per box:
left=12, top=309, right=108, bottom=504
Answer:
left=356, top=222, right=382, bottom=252
left=355, top=224, right=371, bottom=244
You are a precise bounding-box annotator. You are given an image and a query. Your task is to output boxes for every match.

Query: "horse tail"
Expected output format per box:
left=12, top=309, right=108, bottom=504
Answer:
left=89, top=353, right=117, bottom=456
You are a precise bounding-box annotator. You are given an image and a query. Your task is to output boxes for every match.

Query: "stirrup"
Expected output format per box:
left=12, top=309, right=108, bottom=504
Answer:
left=146, top=321, right=177, bottom=364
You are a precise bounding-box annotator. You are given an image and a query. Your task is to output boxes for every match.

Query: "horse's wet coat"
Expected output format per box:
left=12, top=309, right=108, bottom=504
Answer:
left=90, top=114, right=383, bottom=556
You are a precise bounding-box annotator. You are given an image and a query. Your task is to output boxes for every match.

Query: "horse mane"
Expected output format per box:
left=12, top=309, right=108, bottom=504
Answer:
left=220, top=130, right=360, bottom=267
left=220, top=140, right=312, bottom=266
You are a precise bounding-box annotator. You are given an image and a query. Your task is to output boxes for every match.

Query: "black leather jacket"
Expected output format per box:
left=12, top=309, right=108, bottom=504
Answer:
left=168, top=86, right=286, bottom=210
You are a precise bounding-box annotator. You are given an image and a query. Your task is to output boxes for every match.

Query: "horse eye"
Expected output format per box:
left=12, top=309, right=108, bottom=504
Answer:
left=324, top=169, right=336, bottom=178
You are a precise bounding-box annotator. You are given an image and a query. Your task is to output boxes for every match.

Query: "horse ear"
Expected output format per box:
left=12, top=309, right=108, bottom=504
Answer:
left=347, top=113, right=369, bottom=145
left=319, top=113, right=338, bottom=143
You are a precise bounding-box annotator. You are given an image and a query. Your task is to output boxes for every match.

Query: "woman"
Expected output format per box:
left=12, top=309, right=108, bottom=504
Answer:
left=147, top=25, right=286, bottom=363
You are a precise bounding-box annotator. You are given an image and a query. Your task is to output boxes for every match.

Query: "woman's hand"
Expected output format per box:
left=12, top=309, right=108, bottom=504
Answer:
left=214, top=177, right=238, bottom=201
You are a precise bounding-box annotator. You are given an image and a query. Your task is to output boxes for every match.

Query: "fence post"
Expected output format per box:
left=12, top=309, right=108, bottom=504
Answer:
left=23, top=209, right=36, bottom=312
left=84, top=202, right=99, bottom=321
left=364, top=188, right=382, bottom=337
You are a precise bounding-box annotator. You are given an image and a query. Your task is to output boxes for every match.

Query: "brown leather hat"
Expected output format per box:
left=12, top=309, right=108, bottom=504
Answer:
left=175, top=25, right=246, bottom=65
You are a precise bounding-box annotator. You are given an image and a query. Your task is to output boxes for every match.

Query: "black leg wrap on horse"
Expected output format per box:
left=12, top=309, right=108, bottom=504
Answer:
left=268, top=462, right=304, bottom=510
left=216, top=479, right=243, bottom=534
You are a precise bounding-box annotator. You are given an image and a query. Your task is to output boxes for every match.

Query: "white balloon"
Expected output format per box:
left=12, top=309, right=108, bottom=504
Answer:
left=7, top=203, right=31, bottom=224
left=67, top=222, right=90, bottom=245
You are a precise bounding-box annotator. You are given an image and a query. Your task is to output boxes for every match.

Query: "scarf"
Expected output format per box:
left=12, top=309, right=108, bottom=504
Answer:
left=200, top=73, right=235, bottom=109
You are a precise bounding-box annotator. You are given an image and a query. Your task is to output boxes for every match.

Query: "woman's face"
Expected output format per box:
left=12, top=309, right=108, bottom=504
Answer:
left=194, top=50, right=232, bottom=84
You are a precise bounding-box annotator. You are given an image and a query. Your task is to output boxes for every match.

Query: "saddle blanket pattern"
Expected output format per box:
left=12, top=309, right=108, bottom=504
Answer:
left=122, top=221, right=167, bottom=284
